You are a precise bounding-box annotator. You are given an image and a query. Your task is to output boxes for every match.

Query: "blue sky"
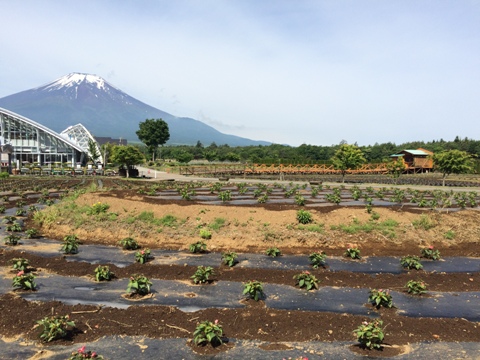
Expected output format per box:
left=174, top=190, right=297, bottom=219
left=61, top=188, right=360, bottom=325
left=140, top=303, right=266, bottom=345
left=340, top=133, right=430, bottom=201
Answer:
left=1, top=0, right=479, bottom=146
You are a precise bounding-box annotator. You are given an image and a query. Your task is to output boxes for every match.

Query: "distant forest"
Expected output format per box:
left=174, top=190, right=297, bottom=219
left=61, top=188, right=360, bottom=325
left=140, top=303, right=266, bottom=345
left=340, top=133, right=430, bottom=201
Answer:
left=151, top=136, right=480, bottom=167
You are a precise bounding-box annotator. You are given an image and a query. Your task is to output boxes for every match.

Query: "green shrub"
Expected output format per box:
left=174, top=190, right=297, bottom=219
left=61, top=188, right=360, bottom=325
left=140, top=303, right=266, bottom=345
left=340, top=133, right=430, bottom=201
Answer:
left=135, top=249, right=151, bottom=264
left=94, top=265, right=114, bottom=281
left=309, top=252, right=327, bottom=268
left=193, top=320, right=223, bottom=346
left=400, top=255, right=423, bottom=270
left=191, top=266, right=214, bottom=284
left=293, top=271, right=318, bottom=291
left=353, top=319, right=384, bottom=350
left=368, top=289, right=393, bottom=308
left=37, top=315, right=75, bottom=342
left=420, top=246, right=441, bottom=260
left=11, top=258, right=29, bottom=271
left=189, top=241, right=207, bottom=253
left=296, top=209, right=312, bottom=224
left=126, top=274, right=152, bottom=296
left=119, top=237, right=139, bottom=250
left=199, top=228, right=212, bottom=240
left=265, top=247, right=281, bottom=257
left=221, top=251, right=238, bottom=267
left=405, top=280, right=427, bottom=295
left=12, top=271, right=36, bottom=290
left=243, top=280, right=265, bottom=301
left=62, top=234, right=79, bottom=254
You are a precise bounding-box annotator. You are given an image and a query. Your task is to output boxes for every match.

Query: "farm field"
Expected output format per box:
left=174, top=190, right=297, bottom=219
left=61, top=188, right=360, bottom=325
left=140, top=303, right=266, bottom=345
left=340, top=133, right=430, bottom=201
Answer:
left=0, top=177, right=479, bottom=359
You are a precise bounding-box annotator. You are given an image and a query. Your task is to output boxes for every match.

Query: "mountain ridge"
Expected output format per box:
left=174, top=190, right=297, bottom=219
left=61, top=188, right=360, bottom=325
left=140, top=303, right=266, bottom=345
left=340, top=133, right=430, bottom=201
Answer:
left=0, top=73, right=271, bottom=146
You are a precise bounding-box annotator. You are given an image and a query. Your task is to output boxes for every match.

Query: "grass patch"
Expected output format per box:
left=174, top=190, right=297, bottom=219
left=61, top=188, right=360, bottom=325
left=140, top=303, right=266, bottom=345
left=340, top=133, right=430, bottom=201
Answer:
left=331, top=218, right=398, bottom=238
left=209, top=217, right=227, bottom=231
left=297, top=223, right=325, bottom=233
left=444, top=230, right=455, bottom=240
left=412, top=214, right=436, bottom=230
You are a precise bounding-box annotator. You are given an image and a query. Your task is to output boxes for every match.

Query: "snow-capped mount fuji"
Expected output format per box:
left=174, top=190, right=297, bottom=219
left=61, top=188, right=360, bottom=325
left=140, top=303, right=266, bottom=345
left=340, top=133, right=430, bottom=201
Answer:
left=0, top=73, right=270, bottom=146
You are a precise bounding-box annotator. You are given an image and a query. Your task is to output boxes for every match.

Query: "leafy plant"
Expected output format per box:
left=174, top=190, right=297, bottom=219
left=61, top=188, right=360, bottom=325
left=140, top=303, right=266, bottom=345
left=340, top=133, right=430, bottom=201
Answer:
left=293, top=271, right=319, bottom=291
left=325, top=193, right=341, bottom=205
left=119, top=237, right=139, bottom=250
left=405, top=280, right=428, bottom=295
left=11, top=257, right=29, bottom=271
left=28, top=205, right=38, bottom=213
left=309, top=251, right=327, bottom=268
left=400, top=255, right=423, bottom=270
left=210, top=182, right=223, bottom=193
left=353, top=319, right=385, bottom=350
left=243, top=280, right=265, bottom=301
left=126, top=274, right=152, bottom=296
left=368, top=289, right=393, bottom=308
left=257, top=194, right=269, bottom=203
left=420, top=246, right=441, bottom=260
left=94, top=265, right=114, bottom=281
left=12, top=270, right=36, bottom=290
left=3, top=216, right=17, bottom=224
left=199, top=228, right=212, bottom=240
left=191, top=266, right=214, bottom=284
left=25, top=228, right=39, bottom=238
left=296, top=209, right=312, bottom=224
left=344, top=246, right=361, bottom=259
left=15, top=208, right=27, bottom=216
left=6, top=221, right=23, bottom=232
left=294, top=194, right=305, bottom=206
left=68, top=346, right=104, bottom=359
left=135, top=249, right=151, bottom=264
left=265, top=247, right=281, bottom=257
left=189, top=241, right=207, bottom=253
left=0, top=205, right=5, bottom=213
left=4, top=234, right=20, bottom=245
left=87, top=202, right=110, bottom=215
left=62, top=234, right=79, bottom=254
left=36, top=315, right=75, bottom=342
left=218, top=190, right=232, bottom=202
left=193, top=320, right=223, bottom=346
left=221, top=251, right=238, bottom=267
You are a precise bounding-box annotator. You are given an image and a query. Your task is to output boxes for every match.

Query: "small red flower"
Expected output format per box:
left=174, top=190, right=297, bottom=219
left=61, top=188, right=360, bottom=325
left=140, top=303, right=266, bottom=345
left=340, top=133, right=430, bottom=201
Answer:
left=78, top=345, right=85, bottom=354
left=17, top=270, right=24, bottom=276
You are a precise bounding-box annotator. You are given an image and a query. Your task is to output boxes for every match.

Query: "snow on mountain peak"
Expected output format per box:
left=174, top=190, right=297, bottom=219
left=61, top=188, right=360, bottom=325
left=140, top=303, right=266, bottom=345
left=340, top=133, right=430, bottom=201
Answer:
left=38, top=73, right=114, bottom=92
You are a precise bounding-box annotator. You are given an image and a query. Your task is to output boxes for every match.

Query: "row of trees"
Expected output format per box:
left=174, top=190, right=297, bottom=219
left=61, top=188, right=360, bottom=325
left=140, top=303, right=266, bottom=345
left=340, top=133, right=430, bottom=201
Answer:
left=100, top=118, right=477, bottom=183
left=136, top=138, right=480, bottom=168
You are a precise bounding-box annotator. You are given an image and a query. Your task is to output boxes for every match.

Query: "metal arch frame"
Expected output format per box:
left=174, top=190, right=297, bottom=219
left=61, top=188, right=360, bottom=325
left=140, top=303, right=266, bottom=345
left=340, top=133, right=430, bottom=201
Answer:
left=60, top=124, right=103, bottom=164
left=0, top=107, right=85, bottom=153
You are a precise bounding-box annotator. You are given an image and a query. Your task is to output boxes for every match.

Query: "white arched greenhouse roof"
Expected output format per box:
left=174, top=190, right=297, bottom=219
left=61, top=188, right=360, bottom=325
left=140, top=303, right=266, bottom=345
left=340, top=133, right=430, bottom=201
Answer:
left=61, top=124, right=103, bottom=163
left=0, top=107, right=86, bottom=166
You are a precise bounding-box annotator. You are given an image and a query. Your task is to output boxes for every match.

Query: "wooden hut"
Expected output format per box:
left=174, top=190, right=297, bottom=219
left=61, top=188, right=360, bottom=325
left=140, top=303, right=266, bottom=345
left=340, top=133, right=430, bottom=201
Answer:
left=390, top=148, right=433, bottom=173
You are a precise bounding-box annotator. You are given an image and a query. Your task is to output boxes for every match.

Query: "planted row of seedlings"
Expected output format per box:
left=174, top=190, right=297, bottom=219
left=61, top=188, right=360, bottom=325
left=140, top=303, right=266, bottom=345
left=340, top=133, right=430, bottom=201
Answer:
left=5, top=217, right=444, bottom=355
left=135, top=181, right=480, bottom=209
left=0, top=182, right=476, bottom=358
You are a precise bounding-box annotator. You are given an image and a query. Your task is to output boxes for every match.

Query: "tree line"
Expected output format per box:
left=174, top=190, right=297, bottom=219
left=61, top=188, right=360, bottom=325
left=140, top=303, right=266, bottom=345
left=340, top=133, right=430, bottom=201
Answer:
left=144, top=136, right=480, bottom=167
left=100, top=118, right=480, bottom=179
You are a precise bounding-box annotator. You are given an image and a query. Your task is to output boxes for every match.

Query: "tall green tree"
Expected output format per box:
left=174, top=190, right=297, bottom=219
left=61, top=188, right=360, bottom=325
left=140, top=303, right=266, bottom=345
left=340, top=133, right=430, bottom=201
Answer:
left=331, top=144, right=366, bottom=183
left=136, top=118, right=170, bottom=161
left=87, top=139, right=101, bottom=164
left=432, top=150, right=474, bottom=186
left=110, top=145, right=145, bottom=178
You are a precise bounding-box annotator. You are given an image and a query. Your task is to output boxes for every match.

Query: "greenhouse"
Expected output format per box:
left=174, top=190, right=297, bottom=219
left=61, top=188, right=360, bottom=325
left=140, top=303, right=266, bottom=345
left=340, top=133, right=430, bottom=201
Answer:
left=0, top=107, right=86, bottom=170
